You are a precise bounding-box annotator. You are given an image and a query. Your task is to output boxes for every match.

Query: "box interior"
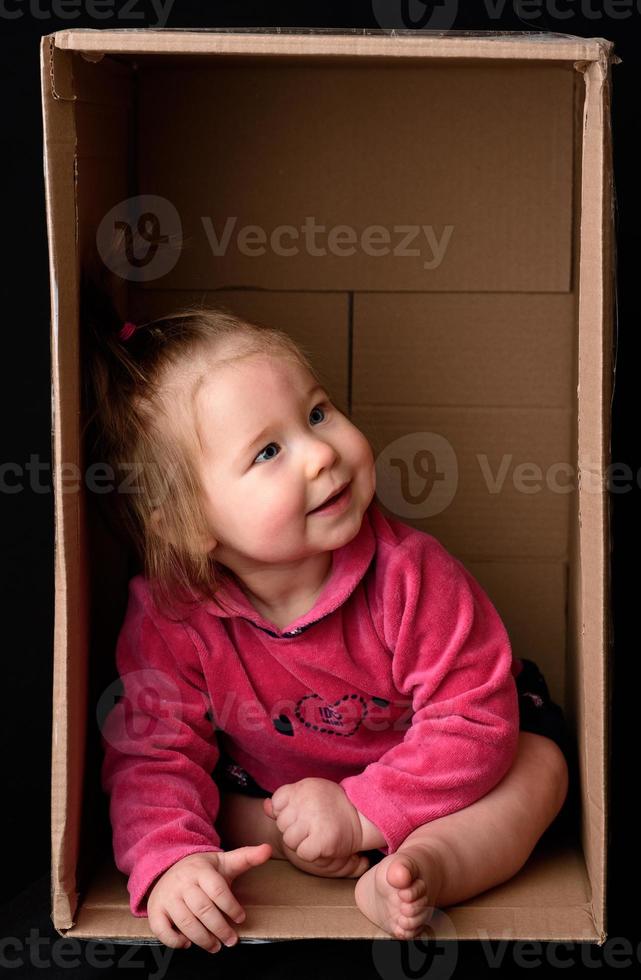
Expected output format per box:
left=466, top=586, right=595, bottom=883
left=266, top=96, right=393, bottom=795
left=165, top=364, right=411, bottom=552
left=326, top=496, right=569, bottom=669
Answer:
left=42, top=31, right=614, bottom=943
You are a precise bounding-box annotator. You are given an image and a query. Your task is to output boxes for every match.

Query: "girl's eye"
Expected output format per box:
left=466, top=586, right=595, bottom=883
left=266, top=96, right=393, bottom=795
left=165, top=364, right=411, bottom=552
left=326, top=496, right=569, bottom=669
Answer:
left=309, top=403, right=327, bottom=425
left=252, top=403, right=329, bottom=465
left=253, top=442, right=280, bottom=464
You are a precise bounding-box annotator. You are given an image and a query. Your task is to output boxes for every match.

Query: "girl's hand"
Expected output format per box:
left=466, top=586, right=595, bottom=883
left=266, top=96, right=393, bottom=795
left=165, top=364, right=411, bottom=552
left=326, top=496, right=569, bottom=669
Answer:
left=279, top=838, right=370, bottom=878
left=263, top=777, right=363, bottom=862
left=146, top=844, right=271, bottom=953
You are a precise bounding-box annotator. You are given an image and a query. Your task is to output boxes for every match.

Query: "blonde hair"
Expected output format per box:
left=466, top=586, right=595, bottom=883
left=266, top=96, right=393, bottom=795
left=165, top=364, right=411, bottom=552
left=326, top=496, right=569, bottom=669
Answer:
left=81, top=274, right=321, bottom=621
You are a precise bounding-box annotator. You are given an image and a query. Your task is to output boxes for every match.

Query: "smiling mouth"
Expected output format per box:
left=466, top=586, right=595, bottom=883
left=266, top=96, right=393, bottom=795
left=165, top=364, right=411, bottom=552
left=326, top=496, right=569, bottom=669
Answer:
left=308, top=482, right=350, bottom=514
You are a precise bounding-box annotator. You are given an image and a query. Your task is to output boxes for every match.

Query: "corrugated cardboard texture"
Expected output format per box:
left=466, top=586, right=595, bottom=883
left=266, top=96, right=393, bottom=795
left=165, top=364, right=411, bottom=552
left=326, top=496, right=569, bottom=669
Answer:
left=66, top=831, right=596, bottom=943
left=52, top=28, right=612, bottom=63
left=41, top=37, right=87, bottom=933
left=357, top=406, right=573, bottom=555
left=571, top=52, right=615, bottom=948
left=41, top=29, right=616, bottom=945
left=133, top=62, right=574, bottom=292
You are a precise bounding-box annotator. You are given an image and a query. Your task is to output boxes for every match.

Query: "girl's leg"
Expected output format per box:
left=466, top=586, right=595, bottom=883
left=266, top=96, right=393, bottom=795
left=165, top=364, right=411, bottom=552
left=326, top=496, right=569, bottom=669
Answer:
left=216, top=788, right=283, bottom=854
left=354, top=731, right=569, bottom=940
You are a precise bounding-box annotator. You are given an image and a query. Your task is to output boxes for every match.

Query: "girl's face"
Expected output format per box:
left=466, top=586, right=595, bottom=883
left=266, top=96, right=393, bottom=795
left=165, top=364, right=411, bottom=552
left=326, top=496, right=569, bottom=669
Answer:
left=192, top=351, right=377, bottom=570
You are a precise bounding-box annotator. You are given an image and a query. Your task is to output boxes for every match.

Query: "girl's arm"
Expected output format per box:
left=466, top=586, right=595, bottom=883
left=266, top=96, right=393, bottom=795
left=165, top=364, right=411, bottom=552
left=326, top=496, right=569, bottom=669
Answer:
left=101, top=578, right=223, bottom=917
left=339, top=534, right=520, bottom=854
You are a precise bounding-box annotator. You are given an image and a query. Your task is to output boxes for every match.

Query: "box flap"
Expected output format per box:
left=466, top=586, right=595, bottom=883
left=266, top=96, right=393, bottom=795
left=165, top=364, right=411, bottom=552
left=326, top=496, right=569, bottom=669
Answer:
left=49, top=28, right=618, bottom=66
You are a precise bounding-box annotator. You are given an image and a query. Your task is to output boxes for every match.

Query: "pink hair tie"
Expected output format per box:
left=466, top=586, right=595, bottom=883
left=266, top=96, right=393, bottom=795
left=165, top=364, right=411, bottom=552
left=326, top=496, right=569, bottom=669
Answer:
left=118, top=320, right=137, bottom=342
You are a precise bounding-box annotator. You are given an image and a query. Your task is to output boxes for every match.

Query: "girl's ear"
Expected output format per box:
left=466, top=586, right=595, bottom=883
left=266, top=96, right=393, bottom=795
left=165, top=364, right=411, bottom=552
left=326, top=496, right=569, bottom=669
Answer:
left=149, top=507, right=218, bottom=555
left=149, top=507, right=175, bottom=547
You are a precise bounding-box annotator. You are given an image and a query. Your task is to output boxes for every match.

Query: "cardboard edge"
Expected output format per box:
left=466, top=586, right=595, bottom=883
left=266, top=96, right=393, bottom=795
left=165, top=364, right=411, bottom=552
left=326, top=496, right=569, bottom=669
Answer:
left=598, top=30, right=617, bottom=949
left=48, top=28, right=617, bottom=64
left=40, top=32, right=81, bottom=933
left=575, top=49, right=615, bottom=947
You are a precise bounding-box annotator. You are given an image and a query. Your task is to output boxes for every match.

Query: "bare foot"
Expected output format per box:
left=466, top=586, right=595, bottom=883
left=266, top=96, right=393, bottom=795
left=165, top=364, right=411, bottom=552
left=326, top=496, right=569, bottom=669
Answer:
left=354, top=843, right=446, bottom=940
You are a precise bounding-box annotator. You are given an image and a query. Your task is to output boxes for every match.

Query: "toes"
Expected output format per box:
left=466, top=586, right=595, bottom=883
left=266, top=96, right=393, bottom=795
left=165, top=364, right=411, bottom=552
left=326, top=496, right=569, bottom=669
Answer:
left=398, top=910, right=428, bottom=929
left=392, top=921, right=423, bottom=940
left=398, top=879, right=427, bottom=903
left=400, top=900, right=424, bottom=919
left=385, top=854, right=419, bottom=891
left=396, top=910, right=434, bottom=937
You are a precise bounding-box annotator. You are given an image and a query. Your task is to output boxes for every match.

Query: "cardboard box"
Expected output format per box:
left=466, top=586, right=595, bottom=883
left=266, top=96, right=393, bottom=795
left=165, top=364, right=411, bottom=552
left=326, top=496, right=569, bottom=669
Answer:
left=41, top=28, right=618, bottom=944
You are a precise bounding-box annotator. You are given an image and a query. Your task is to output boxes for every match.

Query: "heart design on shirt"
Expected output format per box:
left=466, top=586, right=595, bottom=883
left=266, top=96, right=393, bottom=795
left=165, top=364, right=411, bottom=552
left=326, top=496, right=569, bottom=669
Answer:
left=294, top=692, right=368, bottom=737
left=272, top=713, right=294, bottom=736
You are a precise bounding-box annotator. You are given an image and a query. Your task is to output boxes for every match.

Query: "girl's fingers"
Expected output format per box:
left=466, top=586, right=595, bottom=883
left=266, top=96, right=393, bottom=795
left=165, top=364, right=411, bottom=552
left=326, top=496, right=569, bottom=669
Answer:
left=275, top=807, right=298, bottom=835
left=164, top=897, right=224, bottom=954
left=295, top=835, right=323, bottom=863
left=281, top=821, right=308, bottom=852
left=198, top=869, right=246, bottom=924
left=148, top=909, right=192, bottom=950
left=217, top=843, right=272, bottom=881
left=182, top=884, right=239, bottom=948
left=304, top=855, right=335, bottom=869
left=344, top=853, right=371, bottom=877
left=270, top=785, right=291, bottom=814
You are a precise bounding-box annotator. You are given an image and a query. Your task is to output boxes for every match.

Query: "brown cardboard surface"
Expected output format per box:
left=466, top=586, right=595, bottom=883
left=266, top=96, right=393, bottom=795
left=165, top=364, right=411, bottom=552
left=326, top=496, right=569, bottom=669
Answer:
left=52, top=28, right=612, bottom=63
left=467, top=562, right=567, bottom=707
left=353, top=293, right=577, bottom=408
left=41, top=28, right=617, bottom=944
left=41, top=37, right=85, bottom=933
left=571, top=52, right=615, bottom=946
left=133, top=61, right=574, bottom=293
left=360, top=407, right=573, bottom=559
left=66, top=832, right=595, bottom=943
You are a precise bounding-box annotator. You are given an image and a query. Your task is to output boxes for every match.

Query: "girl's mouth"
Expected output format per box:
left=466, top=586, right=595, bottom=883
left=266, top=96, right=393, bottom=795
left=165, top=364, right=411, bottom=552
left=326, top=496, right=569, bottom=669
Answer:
left=308, top=481, right=352, bottom=516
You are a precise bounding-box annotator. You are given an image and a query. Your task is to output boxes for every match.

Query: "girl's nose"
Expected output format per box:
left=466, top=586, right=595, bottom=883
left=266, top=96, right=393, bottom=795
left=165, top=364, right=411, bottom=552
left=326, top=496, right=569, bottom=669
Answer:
left=305, top=434, right=338, bottom=479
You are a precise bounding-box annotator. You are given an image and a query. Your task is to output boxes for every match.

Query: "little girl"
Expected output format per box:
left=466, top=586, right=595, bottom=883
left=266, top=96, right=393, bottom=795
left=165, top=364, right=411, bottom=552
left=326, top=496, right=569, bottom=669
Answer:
left=85, top=283, right=571, bottom=954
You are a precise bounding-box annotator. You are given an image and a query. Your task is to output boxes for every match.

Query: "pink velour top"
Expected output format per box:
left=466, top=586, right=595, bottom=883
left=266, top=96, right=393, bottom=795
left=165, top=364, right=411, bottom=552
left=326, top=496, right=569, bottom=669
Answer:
left=101, top=498, right=522, bottom=916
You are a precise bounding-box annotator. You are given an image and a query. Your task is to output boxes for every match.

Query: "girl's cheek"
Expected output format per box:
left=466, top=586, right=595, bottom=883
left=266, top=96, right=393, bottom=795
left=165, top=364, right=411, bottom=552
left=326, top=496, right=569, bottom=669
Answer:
left=355, top=429, right=375, bottom=466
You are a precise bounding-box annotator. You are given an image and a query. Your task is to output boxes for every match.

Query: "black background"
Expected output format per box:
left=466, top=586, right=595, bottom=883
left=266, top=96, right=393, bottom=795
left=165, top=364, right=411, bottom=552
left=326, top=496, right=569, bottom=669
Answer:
left=0, top=2, right=637, bottom=976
